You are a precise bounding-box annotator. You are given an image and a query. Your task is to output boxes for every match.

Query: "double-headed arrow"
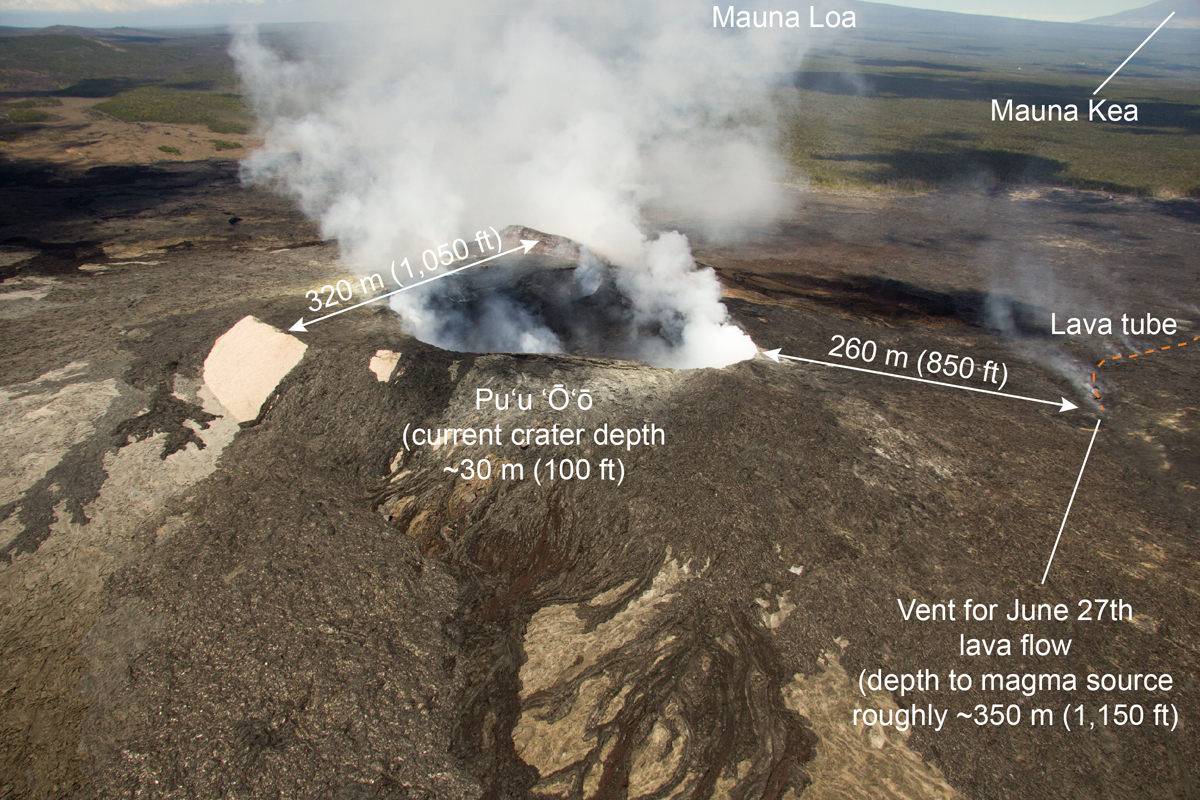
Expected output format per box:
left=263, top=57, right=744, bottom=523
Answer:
left=763, top=348, right=1078, bottom=412
left=290, top=239, right=539, bottom=333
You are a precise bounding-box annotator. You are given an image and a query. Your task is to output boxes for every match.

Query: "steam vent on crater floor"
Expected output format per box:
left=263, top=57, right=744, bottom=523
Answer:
left=3, top=5, right=1200, bottom=800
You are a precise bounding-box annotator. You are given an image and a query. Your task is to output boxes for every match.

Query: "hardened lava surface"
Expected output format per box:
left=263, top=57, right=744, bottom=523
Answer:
left=1, top=158, right=1198, bottom=799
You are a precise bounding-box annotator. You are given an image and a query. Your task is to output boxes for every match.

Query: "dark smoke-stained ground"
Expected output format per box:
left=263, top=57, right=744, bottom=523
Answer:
left=1, top=159, right=1198, bottom=799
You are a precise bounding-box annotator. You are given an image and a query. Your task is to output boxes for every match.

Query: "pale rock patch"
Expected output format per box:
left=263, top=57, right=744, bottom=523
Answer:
left=519, top=558, right=691, bottom=699
left=782, top=648, right=965, bottom=800
left=626, top=710, right=688, bottom=796
left=513, top=557, right=696, bottom=795
left=0, top=362, right=120, bottom=513
left=0, top=373, right=240, bottom=790
left=0, top=277, right=65, bottom=320
left=0, top=248, right=38, bottom=269
left=757, top=590, right=797, bottom=630
left=369, top=349, right=401, bottom=382
left=0, top=281, right=54, bottom=302
left=202, top=315, right=307, bottom=422
left=8, top=374, right=238, bottom=565
left=45, top=391, right=238, bottom=561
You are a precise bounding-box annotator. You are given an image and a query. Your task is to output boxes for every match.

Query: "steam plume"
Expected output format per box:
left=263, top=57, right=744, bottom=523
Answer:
left=232, top=1, right=795, bottom=367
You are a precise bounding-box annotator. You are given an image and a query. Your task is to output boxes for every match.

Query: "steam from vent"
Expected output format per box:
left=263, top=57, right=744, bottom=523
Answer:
left=231, top=1, right=796, bottom=368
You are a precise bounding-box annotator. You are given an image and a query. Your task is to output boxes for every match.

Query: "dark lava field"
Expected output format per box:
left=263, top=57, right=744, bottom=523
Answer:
left=1, top=154, right=1197, bottom=799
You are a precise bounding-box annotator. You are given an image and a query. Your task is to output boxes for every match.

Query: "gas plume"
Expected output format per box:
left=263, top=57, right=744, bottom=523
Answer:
left=232, top=1, right=797, bottom=367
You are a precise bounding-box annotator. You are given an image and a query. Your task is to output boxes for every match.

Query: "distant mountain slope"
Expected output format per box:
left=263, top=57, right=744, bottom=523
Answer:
left=1085, top=0, right=1200, bottom=28
left=0, top=25, right=170, bottom=41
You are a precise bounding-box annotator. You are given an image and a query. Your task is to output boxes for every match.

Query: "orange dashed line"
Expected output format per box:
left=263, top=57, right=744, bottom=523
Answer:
left=1092, top=333, right=1197, bottom=410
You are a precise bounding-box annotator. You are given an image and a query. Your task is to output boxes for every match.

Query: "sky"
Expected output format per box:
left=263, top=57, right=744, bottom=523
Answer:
left=0, top=0, right=1155, bottom=29
left=884, top=0, right=1151, bottom=22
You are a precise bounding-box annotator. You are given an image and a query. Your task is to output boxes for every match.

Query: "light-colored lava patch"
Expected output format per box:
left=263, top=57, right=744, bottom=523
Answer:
left=202, top=315, right=308, bottom=422
left=369, top=349, right=402, bottom=382
left=513, top=557, right=695, bottom=796
left=0, top=364, right=240, bottom=796
left=0, top=276, right=63, bottom=320
left=783, top=648, right=965, bottom=800
left=0, top=362, right=119, bottom=522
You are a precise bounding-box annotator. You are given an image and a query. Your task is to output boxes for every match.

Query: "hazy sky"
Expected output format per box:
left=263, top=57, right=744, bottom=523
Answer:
left=885, top=1, right=1150, bottom=22
left=0, top=0, right=1154, bottom=28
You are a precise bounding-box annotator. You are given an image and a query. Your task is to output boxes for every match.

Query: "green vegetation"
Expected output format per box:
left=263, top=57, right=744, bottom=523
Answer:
left=164, top=61, right=242, bottom=92
left=783, top=89, right=1200, bottom=196
left=205, top=119, right=249, bottom=135
left=781, top=47, right=1200, bottom=197
left=94, top=86, right=251, bottom=134
left=0, top=33, right=254, bottom=134
left=0, top=35, right=192, bottom=83
left=1, top=108, right=52, bottom=123
left=8, top=97, right=62, bottom=108
left=210, top=139, right=243, bottom=151
left=157, top=144, right=182, bottom=155
left=1, top=97, right=62, bottom=125
left=54, top=77, right=158, bottom=98
left=2, top=24, right=1195, bottom=198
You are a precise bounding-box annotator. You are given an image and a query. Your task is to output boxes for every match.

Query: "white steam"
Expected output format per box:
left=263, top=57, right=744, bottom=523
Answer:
left=232, top=1, right=798, bottom=368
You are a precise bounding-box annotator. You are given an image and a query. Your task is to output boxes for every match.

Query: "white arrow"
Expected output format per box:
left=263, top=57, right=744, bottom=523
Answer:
left=1040, top=418, right=1102, bottom=584
left=762, top=348, right=1078, bottom=412
left=290, top=239, right=539, bottom=333
left=1093, top=12, right=1174, bottom=95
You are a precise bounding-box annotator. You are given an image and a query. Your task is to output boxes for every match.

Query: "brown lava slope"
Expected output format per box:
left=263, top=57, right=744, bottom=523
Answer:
left=1, top=159, right=1198, bottom=799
